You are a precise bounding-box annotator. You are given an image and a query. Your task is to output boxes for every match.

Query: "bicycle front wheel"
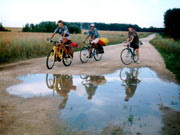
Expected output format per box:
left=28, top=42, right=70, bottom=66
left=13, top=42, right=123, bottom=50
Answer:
left=80, top=47, right=90, bottom=63
left=46, top=74, right=55, bottom=89
left=120, top=48, right=133, bottom=65
left=46, top=50, right=55, bottom=69
left=94, top=49, right=102, bottom=61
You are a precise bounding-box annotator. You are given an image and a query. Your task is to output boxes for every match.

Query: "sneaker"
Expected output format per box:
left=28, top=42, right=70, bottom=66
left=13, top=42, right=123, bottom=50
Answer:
left=136, top=59, right=140, bottom=64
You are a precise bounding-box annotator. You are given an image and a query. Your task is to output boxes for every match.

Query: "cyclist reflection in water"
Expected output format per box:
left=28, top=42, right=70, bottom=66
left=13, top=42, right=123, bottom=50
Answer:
left=122, top=69, right=141, bottom=102
left=46, top=75, right=76, bottom=109
left=82, top=76, right=106, bottom=100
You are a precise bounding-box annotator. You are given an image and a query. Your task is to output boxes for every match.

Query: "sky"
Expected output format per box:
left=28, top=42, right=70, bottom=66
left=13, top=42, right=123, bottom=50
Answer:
left=0, top=0, right=180, bottom=28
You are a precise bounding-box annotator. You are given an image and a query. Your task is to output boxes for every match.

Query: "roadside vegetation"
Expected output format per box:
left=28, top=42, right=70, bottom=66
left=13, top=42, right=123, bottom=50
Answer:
left=150, top=34, right=180, bottom=83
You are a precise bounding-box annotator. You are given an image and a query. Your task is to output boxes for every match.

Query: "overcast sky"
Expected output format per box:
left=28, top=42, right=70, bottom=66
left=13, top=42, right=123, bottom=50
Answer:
left=0, top=0, right=179, bottom=28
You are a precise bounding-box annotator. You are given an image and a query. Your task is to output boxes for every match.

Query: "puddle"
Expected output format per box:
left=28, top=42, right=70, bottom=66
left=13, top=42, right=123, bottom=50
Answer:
left=7, top=68, right=180, bottom=134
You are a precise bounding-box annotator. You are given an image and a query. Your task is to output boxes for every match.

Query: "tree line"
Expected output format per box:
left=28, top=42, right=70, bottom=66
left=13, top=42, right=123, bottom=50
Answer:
left=164, top=8, right=180, bottom=39
left=22, top=21, right=163, bottom=34
left=22, top=21, right=82, bottom=34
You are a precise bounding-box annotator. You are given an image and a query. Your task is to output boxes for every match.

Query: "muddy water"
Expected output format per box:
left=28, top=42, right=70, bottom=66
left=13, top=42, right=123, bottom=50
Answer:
left=7, top=68, right=180, bottom=134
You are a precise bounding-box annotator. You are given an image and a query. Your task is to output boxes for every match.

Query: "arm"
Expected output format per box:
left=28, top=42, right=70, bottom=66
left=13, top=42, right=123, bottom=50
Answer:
left=130, top=36, right=134, bottom=43
left=49, top=27, right=58, bottom=40
left=50, top=33, right=55, bottom=40
left=83, top=35, right=89, bottom=43
left=62, top=33, right=66, bottom=40
left=130, top=31, right=137, bottom=43
left=126, top=38, right=130, bottom=42
left=126, top=32, right=130, bottom=42
left=62, top=26, right=69, bottom=39
left=91, top=35, right=96, bottom=40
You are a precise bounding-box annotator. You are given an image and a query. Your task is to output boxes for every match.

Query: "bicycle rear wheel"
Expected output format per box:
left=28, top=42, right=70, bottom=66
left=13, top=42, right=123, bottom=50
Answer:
left=63, top=54, right=72, bottom=66
left=94, top=49, right=102, bottom=61
left=80, top=47, right=90, bottom=63
left=46, top=50, right=55, bottom=69
left=120, top=48, right=133, bottom=65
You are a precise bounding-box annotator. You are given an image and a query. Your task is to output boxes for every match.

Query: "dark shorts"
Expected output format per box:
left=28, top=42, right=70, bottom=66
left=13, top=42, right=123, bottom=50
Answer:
left=130, top=42, right=139, bottom=49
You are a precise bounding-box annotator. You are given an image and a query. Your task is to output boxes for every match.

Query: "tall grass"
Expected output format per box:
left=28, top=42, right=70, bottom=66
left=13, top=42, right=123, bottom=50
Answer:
left=0, top=31, right=150, bottom=64
left=0, top=38, right=51, bottom=63
left=150, top=34, right=180, bottom=83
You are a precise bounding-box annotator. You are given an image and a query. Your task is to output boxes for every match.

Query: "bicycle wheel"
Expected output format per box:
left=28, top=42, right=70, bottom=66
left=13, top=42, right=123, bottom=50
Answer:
left=46, top=50, right=55, bottom=69
left=94, top=49, right=102, bottom=61
left=80, top=47, right=90, bottom=63
left=120, top=48, right=133, bottom=65
left=119, top=68, right=131, bottom=81
left=62, top=55, right=72, bottom=66
left=80, top=75, right=89, bottom=79
left=46, top=74, right=55, bottom=89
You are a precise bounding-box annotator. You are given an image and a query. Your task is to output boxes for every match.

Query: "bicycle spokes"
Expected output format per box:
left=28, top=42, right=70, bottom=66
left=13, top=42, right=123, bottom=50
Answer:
left=121, top=48, right=133, bottom=65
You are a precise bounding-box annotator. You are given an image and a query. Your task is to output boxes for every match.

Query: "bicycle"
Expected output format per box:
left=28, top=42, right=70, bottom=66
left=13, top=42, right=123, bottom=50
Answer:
left=46, top=40, right=73, bottom=69
left=80, top=40, right=103, bottom=63
left=120, top=42, right=138, bottom=65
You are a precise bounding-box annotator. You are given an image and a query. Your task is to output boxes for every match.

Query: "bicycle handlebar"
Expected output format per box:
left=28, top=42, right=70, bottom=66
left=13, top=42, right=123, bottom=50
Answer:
left=47, top=38, right=60, bottom=44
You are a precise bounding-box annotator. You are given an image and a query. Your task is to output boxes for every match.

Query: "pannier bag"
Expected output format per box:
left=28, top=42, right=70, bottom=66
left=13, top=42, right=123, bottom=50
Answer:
left=97, top=44, right=104, bottom=54
left=72, top=42, right=78, bottom=48
left=98, top=37, right=109, bottom=46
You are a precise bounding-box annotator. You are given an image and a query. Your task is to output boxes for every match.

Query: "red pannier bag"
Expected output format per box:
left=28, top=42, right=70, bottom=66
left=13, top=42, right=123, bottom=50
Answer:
left=98, top=37, right=109, bottom=46
left=98, top=40, right=105, bottom=46
left=72, top=42, right=78, bottom=48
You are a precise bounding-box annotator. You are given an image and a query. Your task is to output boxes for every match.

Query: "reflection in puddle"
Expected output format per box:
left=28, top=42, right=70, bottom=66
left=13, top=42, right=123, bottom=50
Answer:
left=7, top=68, right=180, bottom=134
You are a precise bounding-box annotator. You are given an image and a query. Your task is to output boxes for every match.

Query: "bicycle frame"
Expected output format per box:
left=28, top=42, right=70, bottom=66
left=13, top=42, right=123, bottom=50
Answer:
left=53, top=45, right=64, bottom=60
left=49, top=41, right=67, bottom=61
left=125, top=42, right=137, bottom=58
left=84, top=41, right=97, bottom=56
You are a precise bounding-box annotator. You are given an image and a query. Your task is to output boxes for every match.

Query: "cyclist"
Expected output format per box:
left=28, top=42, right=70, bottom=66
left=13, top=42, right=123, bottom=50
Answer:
left=48, top=20, right=72, bottom=57
left=126, top=25, right=140, bottom=64
left=83, top=24, right=100, bottom=57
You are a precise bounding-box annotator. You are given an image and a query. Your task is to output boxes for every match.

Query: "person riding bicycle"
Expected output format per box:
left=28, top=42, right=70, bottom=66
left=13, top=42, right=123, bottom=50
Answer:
left=83, top=24, right=100, bottom=57
left=48, top=20, right=73, bottom=58
left=126, top=25, right=140, bottom=64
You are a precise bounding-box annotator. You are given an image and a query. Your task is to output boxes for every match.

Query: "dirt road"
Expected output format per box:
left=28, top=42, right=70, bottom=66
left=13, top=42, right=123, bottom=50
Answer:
left=0, top=34, right=176, bottom=135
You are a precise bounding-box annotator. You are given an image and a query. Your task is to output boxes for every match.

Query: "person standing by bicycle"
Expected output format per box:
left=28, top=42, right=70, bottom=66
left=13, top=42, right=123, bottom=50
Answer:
left=83, top=24, right=100, bottom=57
left=48, top=20, right=72, bottom=57
left=126, top=25, right=140, bottom=64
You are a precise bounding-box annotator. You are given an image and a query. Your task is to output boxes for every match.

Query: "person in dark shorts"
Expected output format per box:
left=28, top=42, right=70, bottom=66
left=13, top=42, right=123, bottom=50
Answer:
left=126, top=25, right=140, bottom=64
left=48, top=20, right=73, bottom=57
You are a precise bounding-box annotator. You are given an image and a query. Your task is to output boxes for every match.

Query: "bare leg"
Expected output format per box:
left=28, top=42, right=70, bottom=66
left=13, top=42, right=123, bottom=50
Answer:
left=61, top=38, right=69, bottom=54
left=136, top=49, right=140, bottom=59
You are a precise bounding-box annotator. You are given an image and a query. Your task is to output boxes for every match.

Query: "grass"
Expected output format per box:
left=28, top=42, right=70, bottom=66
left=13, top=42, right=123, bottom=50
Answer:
left=150, top=34, right=180, bottom=83
left=0, top=30, right=150, bottom=65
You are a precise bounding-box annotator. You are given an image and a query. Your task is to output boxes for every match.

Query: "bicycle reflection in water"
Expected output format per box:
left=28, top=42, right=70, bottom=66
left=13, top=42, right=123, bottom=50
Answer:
left=80, top=75, right=107, bottom=100
left=46, top=74, right=107, bottom=109
left=46, top=74, right=76, bottom=109
left=119, top=68, right=141, bottom=102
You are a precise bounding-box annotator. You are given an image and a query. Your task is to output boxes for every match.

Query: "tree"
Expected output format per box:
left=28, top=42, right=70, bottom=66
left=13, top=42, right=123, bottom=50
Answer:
left=164, top=8, right=180, bottom=38
left=0, top=23, right=9, bottom=31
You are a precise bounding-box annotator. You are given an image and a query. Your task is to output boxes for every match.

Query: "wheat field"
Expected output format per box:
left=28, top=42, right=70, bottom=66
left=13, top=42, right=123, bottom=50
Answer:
left=0, top=29, right=150, bottom=64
